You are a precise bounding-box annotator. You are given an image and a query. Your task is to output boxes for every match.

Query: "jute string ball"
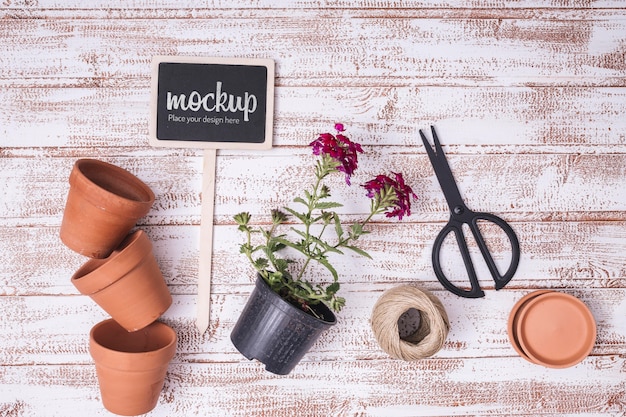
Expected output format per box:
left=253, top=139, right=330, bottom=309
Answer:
left=371, top=285, right=450, bottom=361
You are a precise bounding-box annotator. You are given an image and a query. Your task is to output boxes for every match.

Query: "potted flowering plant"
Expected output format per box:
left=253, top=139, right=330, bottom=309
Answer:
left=230, top=123, right=417, bottom=374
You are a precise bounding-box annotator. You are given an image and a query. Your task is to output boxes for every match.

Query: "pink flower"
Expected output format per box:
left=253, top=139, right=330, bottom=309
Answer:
left=310, top=124, right=363, bottom=184
left=362, top=172, right=417, bottom=220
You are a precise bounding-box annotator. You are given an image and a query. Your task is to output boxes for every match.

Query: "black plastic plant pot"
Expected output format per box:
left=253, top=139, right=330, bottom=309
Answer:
left=230, top=274, right=337, bottom=375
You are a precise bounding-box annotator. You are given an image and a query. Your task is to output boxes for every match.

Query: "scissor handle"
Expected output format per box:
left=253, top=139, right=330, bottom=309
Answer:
left=432, top=212, right=520, bottom=298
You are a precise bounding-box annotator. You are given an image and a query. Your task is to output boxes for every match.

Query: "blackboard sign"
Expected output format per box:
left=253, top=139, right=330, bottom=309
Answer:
left=149, top=56, right=274, bottom=150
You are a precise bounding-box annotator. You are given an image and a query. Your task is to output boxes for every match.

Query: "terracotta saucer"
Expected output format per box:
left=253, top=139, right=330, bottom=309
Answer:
left=516, top=292, right=596, bottom=368
left=507, top=290, right=554, bottom=362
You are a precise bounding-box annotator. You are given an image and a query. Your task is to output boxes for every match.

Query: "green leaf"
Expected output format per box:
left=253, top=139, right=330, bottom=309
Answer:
left=334, top=216, right=344, bottom=239
left=274, top=237, right=308, bottom=255
left=343, top=245, right=373, bottom=259
left=320, top=211, right=334, bottom=224
left=267, top=239, right=286, bottom=252
left=271, top=209, right=288, bottom=224
left=293, top=197, right=308, bottom=207
left=289, top=228, right=309, bottom=241
left=251, top=244, right=266, bottom=253
left=314, top=201, right=343, bottom=210
left=326, top=281, right=340, bottom=294
left=233, top=212, right=251, bottom=226
left=274, top=258, right=291, bottom=272
left=299, top=281, right=315, bottom=293
left=299, top=231, right=343, bottom=254
left=349, top=223, right=370, bottom=239
left=315, top=257, right=338, bottom=282
left=253, top=258, right=269, bottom=269
left=283, top=207, right=309, bottom=224
left=239, top=243, right=252, bottom=255
left=330, top=296, right=346, bottom=312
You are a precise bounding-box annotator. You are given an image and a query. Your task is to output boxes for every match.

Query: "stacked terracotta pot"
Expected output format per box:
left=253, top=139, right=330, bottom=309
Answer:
left=507, top=290, right=596, bottom=368
left=60, top=159, right=176, bottom=416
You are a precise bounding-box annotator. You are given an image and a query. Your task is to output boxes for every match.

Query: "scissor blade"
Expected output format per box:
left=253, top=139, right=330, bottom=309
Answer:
left=420, top=126, right=444, bottom=159
left=429, top=125, right=444, bottom=156
left=420, top=130, right=437, bottom=163
left=420, top=126, right=466, bottom=211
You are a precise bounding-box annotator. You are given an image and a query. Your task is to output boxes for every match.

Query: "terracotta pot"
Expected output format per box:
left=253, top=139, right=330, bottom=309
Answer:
left=72, top=230, right=172, bottom=331
left=60, top=158, right=155, bottom=258
left=89, top=319, right=177, bottom=416
left=230, top=274, right=336, bottom=375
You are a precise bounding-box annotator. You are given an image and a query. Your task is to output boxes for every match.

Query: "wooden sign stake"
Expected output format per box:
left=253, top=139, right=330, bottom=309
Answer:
left=196, top=149, right=217, bottom=333
left=150, top=56, right=274, bottom=334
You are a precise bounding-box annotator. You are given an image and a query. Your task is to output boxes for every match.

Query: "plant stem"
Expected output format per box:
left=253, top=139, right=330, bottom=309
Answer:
left=295, top=159, right=329, bottom=281
left=264, top=222, right=281, bottom=274
left=297, top=258, right=312, bottom=281
left=296, top=191, right=320, bottom=281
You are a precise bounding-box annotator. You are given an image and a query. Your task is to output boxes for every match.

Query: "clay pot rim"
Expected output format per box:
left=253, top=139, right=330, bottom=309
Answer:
left=515, top=292, right=596, bottom=368
left=70, top=159, right=155, bottom=218
left=71, top=230, right=152, bottom=295
left=89, top=319, right=177, bottom=366
left=507, top=289, right=555, bottom=362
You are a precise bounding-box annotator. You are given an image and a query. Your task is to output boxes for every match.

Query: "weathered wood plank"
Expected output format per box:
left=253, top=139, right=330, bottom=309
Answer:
left=0, top=14, right=625, bottom=87
left=2, top=7, right=626, bottom=25
left=1, top=86, right=625, bottom=149
left=0, top=289, right=623, bottom=365
left=1, top=153, right=624, bottom=226
left=1, top=222, right=625, bottom=296
left=0, top=357, right=624, bottom=417
left=1, top=1, right=625, bottom=13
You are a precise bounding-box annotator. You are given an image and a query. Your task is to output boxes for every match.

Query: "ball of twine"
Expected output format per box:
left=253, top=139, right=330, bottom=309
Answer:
left=371, top=285, right=450, bottom=361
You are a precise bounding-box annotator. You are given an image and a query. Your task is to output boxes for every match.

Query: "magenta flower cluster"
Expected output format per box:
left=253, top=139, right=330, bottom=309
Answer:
left=310, top=123, right=417, bottom=220
left=362, top=173, right=417, bottom=220
left=310, top=123, right=363, bottom=185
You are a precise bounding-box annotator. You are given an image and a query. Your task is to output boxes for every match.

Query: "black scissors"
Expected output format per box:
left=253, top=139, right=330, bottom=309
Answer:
left=420, top=126, right=520, bottom=298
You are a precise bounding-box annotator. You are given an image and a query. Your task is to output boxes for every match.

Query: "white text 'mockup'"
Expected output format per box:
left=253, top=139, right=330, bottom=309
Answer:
left=166, top=82, right=258, bottom=121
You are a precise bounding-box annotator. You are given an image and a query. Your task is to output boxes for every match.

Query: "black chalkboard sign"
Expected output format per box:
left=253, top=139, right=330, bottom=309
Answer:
left=149, top=56, right=274, bottom=149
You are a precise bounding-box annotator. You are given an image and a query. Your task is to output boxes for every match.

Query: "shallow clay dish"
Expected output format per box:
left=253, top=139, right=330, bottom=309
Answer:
left=516, top=292, right=596, bottom=368
left=507, top=290, right=554, bottom=362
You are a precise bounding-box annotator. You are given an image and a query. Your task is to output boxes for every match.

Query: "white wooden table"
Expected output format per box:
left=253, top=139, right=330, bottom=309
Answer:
left=1, top=2, right=625, bottom=416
